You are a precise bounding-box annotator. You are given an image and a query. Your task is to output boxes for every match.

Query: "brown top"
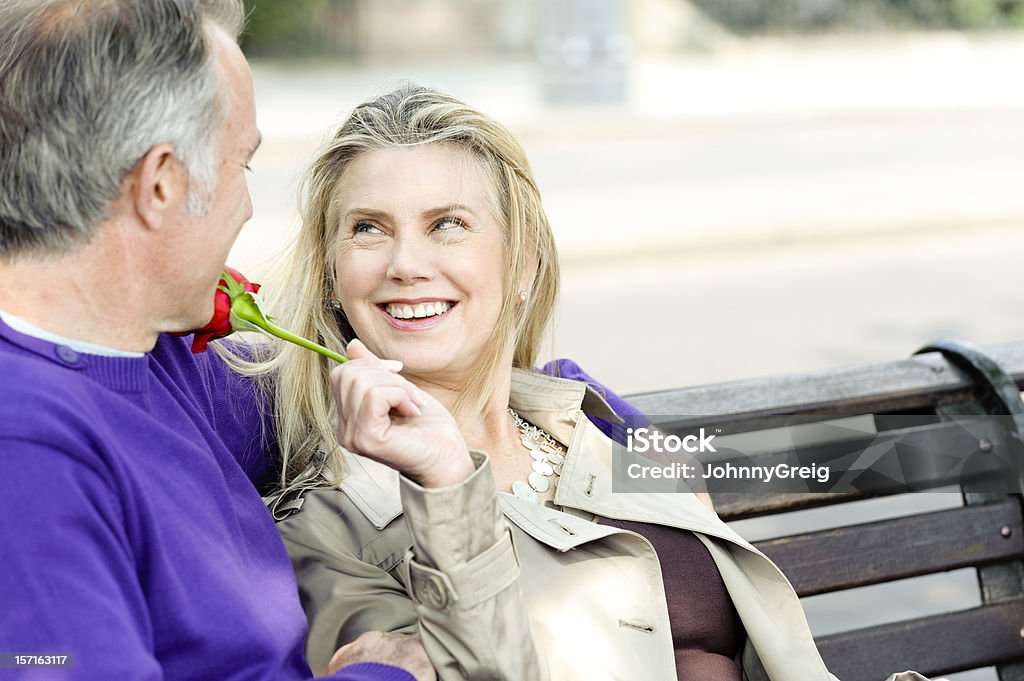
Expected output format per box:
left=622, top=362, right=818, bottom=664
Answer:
left=600, top=518, right=743, bottom=681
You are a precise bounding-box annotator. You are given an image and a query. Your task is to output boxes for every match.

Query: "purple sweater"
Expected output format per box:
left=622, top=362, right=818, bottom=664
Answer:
left=0, top=317, right=412, bottom=681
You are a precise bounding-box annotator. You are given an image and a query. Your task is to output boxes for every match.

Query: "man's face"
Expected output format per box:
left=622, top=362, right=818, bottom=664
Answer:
left=168, top=23, right=260, bottom=331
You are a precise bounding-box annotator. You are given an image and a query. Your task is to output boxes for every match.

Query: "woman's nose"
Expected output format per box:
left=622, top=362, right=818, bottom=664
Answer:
left=386, top=238, right=434, bottom=284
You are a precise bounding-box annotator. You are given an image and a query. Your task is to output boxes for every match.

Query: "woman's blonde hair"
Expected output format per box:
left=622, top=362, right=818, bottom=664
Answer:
left=228, top=83, right=559, bottom=485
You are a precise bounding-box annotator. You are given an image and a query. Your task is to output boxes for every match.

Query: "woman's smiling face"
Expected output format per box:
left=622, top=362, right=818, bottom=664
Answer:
left=332, top=144, right=507, bottom=385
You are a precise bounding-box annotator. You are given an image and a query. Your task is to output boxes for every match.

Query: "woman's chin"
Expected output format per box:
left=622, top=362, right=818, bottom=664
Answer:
left=389, top=355, right=474, bottom=384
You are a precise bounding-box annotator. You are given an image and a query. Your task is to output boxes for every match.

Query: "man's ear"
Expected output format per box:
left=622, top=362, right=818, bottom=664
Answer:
left=131, top=142, right=184, bottom=231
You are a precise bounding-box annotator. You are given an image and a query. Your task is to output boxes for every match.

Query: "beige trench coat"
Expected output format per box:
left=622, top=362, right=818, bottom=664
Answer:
left=270, top=369, right=927, bottom=681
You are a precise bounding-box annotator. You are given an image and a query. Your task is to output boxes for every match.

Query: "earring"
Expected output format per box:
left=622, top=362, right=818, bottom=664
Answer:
left=325, top=299, right=342, bottom=311
left=518, top=290, right=528, bottom=303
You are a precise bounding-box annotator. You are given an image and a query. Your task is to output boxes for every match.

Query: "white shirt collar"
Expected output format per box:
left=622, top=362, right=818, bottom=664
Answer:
left=0, top=309, right=145, bottom=358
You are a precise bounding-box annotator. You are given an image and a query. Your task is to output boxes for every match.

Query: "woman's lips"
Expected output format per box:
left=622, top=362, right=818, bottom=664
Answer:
left=377, top=300, right=457, bottom=330
left=384, top=300, right=454, bottom=320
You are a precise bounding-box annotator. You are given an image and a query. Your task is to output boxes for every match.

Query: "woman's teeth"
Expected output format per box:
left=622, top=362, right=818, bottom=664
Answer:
left=385, top=301, right=453, bottom=320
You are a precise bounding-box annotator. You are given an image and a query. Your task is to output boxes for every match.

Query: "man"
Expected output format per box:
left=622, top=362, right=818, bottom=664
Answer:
left=0, top=1, right=432, bottom=679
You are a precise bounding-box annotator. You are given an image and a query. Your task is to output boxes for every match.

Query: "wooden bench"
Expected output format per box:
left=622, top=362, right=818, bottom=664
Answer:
left=626, top=340, right=1024, bottom=681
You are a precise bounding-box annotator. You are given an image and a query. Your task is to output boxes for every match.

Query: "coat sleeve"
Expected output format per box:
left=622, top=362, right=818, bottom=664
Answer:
left=398, top=451, right=548, bottom=681
left=275, top=488, right=420, bottom=674
left=277, top=452, right=548, bottom=680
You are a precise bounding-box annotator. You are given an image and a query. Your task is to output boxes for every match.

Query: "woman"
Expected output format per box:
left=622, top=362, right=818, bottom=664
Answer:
left=234, top=83, right=923, bottom=681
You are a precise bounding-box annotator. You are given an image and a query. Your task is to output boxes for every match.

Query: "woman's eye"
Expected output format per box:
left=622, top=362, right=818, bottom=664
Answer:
left=354, top=222, right=383, bottom=235
left=433, top=217, right=466, bottom=232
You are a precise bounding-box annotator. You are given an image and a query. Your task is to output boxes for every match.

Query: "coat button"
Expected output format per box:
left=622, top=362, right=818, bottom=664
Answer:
left=412, top=570, right=451, bottom=610
left=423, top=575, right=449, bottom=609
left=56, top=346, right=80, bottom=365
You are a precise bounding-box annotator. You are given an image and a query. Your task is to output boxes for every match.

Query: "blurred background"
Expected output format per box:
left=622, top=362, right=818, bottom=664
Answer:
left=235, top=0, right=1024, bottom=394
left=233, top=4, right=1024, bottom=676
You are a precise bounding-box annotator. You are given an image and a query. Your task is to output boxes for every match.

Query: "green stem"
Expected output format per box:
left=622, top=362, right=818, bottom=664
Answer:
left=262, top=319, right=348, bottom=363
left=230, top=292, right=348, bottom=363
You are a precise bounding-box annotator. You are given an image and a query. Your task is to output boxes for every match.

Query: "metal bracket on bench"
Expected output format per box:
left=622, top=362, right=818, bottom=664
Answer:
left=914, top=339, right=1024, bottom=494
left=915, top=339, right=1024, bottom=416
left=913, top=346, right=1024, bottom=681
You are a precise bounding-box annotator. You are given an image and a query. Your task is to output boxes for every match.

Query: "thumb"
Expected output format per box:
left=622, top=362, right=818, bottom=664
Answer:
left=345, top=338, right=403, bottom=372
left=346, top=338, right=376, bottom=360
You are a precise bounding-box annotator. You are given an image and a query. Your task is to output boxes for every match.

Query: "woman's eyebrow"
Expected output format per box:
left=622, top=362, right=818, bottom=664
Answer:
left=422, top=204, right=478, bottom=219
left=343, top=204, right=479, bottom=220
left=344, top=207, right=391, bottom=220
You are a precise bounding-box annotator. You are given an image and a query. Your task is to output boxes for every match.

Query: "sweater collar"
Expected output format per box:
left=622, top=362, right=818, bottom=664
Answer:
left=0, top=312, right=150, bottom=394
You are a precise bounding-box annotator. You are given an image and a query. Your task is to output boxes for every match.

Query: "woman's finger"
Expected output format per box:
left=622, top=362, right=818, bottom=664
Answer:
left=345, top=338, right=374, bottom=360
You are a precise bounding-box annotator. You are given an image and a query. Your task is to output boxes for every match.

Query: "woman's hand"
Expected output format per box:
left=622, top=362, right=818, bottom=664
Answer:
left=330, top=340, right=475, bottom=488
left=328, top=631, right=436, bottom=681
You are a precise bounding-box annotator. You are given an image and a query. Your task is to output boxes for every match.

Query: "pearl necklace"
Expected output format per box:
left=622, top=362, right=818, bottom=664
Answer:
left=507, top=407, right=567, bottom=504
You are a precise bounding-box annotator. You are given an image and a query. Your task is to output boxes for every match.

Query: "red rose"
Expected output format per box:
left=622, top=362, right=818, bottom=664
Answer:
left=175, top=267, right=260, bottom=353
left=175, top=267, right=346, bottom=363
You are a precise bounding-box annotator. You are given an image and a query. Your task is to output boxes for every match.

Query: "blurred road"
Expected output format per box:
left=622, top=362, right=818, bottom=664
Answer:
left=237, top=33, right=1024, bottom=392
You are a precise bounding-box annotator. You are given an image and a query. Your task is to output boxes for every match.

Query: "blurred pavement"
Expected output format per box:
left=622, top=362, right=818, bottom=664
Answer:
left=236, top=33, right=1024, bottom=392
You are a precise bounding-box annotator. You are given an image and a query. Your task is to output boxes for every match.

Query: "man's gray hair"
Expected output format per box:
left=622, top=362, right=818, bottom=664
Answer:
left=0, top=0, right=246, bottom=257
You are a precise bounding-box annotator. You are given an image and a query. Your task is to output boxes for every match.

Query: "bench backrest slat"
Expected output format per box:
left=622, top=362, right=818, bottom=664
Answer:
left=817, top=598, right=1024, bottom=681
left=754, top=499, right=1023, bottom=596
left=631, top=343, right=1024, bottom=428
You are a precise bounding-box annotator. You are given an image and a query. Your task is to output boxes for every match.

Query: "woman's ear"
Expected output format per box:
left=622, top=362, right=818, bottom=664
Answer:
left=517, top=244, right=540, bottom=298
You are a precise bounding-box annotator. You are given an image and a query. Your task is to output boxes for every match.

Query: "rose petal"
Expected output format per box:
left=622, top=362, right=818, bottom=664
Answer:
left=173, top=267, right=263, bottom=352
